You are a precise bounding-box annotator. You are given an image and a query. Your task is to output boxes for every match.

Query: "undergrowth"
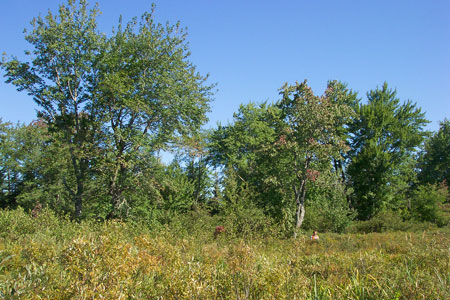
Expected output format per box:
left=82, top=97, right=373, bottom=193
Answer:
left=0, top=208, right=449, bottom=299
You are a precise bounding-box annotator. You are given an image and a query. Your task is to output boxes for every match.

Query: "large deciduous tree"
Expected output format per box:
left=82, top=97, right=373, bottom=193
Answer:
left=325, top=81, right=360, bottom=187
left=275, top=80, right=354, bottom=236
left=94, top=9, right=213, bottom=218
left=1, top=0, right=213, bottom=218
left=208, top=102, right=281, bottom=212
left=347, top=83, right=428, bottom=219
left=1, top=0, right=101, bottom=217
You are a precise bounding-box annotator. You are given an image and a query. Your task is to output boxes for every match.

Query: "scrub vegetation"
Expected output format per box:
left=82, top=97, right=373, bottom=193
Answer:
left=1, top=209, right=449, bottom=299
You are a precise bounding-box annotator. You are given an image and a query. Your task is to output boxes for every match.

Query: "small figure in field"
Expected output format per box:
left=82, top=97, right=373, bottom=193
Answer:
left=214, top=226, right=226, bottom=239
left=31, top=202, right=42, bottom=218
left=311, top=231, right=319, bottom=241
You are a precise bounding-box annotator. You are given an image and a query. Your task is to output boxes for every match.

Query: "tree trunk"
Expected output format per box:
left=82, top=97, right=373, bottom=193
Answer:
left=107, top=141, right=127, bottom=219
left=63, top=149, right=86, bottom=219
left=108, top=160, right=128, bottom=219
left=74, top=194, right=82, bottom=218
left=74, top=161, right=85, bottom=218
left=294, top=200, right=306, bottom=239
left=293, top=155, right=310, bottom=238
left=293, top=178, right=307, bottom=238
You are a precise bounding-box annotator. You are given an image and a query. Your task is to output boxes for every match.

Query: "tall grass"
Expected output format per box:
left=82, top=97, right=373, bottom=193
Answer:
left=1, top=208, right=449, bottom=299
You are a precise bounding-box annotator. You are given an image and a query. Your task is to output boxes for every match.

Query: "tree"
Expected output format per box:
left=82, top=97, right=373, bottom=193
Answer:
left=325, top=81, right=360, bottom=188
left=0, top=120, right=72, bottom=212
left=275, top=80, right=354, bottom=236
left=1, top=0, right=102, bottom=217
left=418, top=119, right=450, bottom=192
left=347, top=83, right=429, bottom=219
left=1, top=0, right=213, bottom=219
left=93, top=10, right=213, bottom=218
left=0, top=120, right=23, bottom=208
left=208, top=102, right=282, bottom=215
left=181, top=133, right=214, bottom=209
left=208, top=82, right=355, bottom=235
left=208, top=102, right=280, bottom=173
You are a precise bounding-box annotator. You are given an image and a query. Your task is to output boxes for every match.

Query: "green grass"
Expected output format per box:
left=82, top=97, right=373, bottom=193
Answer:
left=1, top=208, right=449, bottom=299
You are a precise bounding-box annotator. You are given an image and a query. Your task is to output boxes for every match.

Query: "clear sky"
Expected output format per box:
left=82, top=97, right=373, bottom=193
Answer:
left=1, top=0, right=449, bottom=132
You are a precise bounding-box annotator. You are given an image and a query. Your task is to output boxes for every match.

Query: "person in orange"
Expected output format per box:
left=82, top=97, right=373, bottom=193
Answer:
left=311, top=231, right=319, bottom=241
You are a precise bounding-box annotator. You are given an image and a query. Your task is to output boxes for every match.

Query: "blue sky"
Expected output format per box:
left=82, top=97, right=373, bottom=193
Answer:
left=1, top=0, right=449, bottom=132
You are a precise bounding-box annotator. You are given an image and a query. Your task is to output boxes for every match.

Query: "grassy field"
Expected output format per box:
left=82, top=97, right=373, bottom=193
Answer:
left=1, top=208, right=449, bottom=299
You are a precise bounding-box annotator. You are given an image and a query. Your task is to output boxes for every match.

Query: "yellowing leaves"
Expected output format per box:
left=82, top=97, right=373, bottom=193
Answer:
left=1, top=209, right=450, bottom=299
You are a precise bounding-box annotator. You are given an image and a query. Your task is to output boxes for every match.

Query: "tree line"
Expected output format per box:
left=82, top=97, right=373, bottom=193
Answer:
left=1, top=0, right=449, bottom=234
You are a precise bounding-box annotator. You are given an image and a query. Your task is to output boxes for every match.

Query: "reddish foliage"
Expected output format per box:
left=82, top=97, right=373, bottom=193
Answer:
left=276, top=135, right=287, bottom=146
left=306, top=169, right=320, bottom=182
left=214, top=226, right=226, bottom=238
left=30, top=119, right=47, bottom=128
left=31, top=202, right=42, bottom=218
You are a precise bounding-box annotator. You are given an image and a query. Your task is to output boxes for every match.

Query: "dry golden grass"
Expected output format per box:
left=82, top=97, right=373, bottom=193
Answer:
left=1, top=208, right=449, bottom=299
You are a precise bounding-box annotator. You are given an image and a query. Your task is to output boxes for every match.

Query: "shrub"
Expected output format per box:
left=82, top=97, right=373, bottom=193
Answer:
left=348, top=210, right=407, bottom=233
left=1, top=208, right=450, bottom=299
left=303, top=200, right=355, bottom=233
left=410, top=184, right=448, bottom=225
left=302, top=171, right=355, bottom=233
left=0, top=207, right=37, bottom=238
left=220, top=201, right=281, bottom=239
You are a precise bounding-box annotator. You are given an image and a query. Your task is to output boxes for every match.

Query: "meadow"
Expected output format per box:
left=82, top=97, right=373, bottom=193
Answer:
left=1, top=208, right=449, bottom=299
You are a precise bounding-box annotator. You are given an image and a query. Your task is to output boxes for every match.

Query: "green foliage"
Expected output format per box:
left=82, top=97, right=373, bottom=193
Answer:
left=348, top=83, right=429, bottom=220
left=348, top=210, right=409, bottom=233
left=2, top=0, right=104, bottom=218
left=418, top=119, right=450, bottom=191
left=208, top=103, right=287, bottom=220
left=94, top=9, right=214, bottom=217
left=1, top=209, right=450, bottom=299
left=209, top=102, right=280, bottom=168
left=1, top=0, right=448, bottom=240
left=221, top=194, right=279, bottom=239
left=347, top=209, right=443, bottom=233
left=0, top=207, right=72, bottom=240
left=208, top=102, right=280, bottom=199
left=0, top=207, right=37, bottom=238
left=160, top=161, right=196, bottom=212
left=0, top=120, right=73, bottom=213
left=302, top=172, right=355, bottom=233
left=275, top=80, right=355, bottom=233
left=176, top=133, right=215, bottom=209
left=0, top=121, right=29, bottom=208
left=1, top=0, right=213, bottom=219
left=410, top=184, right=448, bottom=225
left=215, top=166, right=277, bottom=239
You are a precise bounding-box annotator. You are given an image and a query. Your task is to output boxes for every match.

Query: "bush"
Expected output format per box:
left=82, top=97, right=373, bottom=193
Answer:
left=1, top=212, right=450, bottom=299
left=0, top=207, right=37, bottom=238
left=410, top=184, right=448, bottom=225
left=302, top=173, right=355, bottom=233
left=347, top=209, right=441, bottom=233
left=220, top=201, right=280, bottom=239
left=303, top=200, right=355, bottom=233
left=348, top=210, right=407, bottom=233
